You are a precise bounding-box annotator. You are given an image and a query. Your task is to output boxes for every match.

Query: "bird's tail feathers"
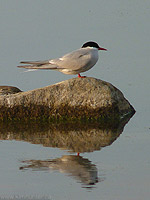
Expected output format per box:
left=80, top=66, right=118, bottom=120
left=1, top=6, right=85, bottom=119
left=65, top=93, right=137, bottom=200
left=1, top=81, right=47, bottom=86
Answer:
left=17, top=64, right=58, bottom=70
left=21, top=69, right=38, bottom=73
left=20, top=60, right=50, bottom=65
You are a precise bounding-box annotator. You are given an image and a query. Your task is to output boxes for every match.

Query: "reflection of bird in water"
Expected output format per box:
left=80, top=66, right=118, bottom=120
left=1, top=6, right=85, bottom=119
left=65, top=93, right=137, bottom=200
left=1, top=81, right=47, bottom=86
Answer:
left=20, top=155, right=101, bottom=187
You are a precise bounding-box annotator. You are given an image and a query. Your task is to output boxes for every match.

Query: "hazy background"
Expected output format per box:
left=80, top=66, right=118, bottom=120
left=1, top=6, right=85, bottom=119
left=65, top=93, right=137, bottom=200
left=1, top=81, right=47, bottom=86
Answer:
left=0, top=0, right=150, bottom=110
left=0, top=1, right=150, bottom=199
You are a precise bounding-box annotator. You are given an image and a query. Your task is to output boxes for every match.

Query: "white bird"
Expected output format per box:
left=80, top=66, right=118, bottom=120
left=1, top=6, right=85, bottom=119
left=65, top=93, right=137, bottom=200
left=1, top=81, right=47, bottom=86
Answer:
left=17, top=41, right=107, bottom=78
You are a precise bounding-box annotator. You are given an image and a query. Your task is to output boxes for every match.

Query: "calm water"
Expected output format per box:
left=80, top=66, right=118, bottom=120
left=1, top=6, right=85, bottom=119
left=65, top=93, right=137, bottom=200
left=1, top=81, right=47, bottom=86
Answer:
left=0, top=1, right=150, bottom=199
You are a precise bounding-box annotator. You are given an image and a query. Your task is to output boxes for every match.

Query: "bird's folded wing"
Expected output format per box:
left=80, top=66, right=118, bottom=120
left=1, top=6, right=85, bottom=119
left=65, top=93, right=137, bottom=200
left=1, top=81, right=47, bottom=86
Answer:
left=17, top=60, right=67, bottom=69
left=17, top=65, right=57, bottom=69
left=54, top=49, right=91, bottom=70
left=20, top=60, right=50, bottom=65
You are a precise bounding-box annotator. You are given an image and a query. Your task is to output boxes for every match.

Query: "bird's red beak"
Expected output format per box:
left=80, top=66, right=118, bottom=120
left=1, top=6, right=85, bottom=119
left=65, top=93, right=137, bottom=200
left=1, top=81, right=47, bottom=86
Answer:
left=98, top=47, right=107, bottom=51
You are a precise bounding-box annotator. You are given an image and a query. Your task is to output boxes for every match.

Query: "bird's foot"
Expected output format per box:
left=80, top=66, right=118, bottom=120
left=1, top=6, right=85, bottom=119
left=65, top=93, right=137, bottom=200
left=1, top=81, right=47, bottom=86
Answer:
left=78, top=74, right=86, bottom=78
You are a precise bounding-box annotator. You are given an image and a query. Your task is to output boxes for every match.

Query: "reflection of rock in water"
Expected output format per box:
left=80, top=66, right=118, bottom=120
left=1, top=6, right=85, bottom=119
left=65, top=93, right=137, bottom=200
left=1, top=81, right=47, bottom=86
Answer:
left=20, top=155, right=100, bottom=187
left=0, top=112, right=134, bottom=153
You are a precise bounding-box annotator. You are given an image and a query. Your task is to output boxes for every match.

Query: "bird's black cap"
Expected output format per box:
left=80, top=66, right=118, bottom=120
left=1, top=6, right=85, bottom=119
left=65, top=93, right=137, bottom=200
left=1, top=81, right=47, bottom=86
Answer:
left=82, top=41, right=100, bottom=49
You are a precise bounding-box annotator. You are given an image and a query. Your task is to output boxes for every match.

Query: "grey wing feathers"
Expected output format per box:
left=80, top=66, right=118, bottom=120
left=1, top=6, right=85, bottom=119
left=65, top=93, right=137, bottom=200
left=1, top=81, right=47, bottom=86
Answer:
left=17, top=65, right=57, bottom=69
left=20, top=60, right=50, bottom=65
left=62, top=48, right=89, bottom=59
left=18, top=60, right=58, bottom=69
left=56, top=48, right=91, bottom=70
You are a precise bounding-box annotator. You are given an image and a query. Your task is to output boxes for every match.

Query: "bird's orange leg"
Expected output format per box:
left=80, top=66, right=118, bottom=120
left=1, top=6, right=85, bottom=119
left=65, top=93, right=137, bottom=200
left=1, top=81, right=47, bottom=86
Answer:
left=78, top=74, right=86, bottom=78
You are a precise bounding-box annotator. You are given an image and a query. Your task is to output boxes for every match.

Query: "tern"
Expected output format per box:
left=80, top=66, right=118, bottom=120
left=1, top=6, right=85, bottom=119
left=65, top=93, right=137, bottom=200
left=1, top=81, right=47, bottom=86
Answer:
left=17, top=41, right=107, bottom=78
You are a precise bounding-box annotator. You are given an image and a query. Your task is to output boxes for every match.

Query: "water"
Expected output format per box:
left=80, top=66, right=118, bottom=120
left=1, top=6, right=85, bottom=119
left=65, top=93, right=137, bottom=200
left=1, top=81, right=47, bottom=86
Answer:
left=0, top=0, right=150, bottom=199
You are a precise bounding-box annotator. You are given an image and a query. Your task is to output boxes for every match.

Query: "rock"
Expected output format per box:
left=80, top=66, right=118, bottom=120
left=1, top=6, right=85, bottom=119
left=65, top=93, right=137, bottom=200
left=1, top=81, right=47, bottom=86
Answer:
left=0, top=86, right=22, bottom=95
left=0, top=77, right=135, bottom=121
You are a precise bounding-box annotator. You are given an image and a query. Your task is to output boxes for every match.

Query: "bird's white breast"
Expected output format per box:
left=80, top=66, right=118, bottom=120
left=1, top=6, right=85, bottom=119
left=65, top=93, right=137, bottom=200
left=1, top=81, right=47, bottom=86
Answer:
left=84, top=47, right=99, bottom=70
